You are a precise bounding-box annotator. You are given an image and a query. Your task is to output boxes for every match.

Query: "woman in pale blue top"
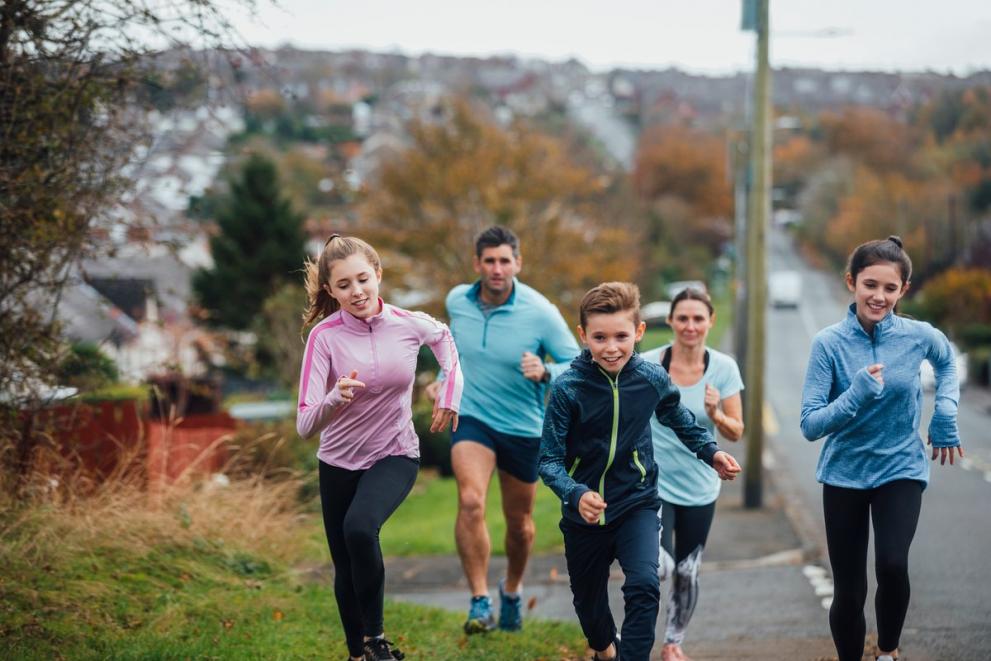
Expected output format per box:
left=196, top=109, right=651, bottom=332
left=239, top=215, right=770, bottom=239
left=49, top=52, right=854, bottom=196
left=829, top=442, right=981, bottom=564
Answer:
left=800, top=236, right=963, bottom=661
left=641, top=287, right=744, bottom=661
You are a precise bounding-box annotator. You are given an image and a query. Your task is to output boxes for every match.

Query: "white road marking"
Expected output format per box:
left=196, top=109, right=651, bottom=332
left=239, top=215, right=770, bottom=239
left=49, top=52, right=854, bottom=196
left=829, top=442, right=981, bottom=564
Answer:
left=802, top=563, right=834, bottom=610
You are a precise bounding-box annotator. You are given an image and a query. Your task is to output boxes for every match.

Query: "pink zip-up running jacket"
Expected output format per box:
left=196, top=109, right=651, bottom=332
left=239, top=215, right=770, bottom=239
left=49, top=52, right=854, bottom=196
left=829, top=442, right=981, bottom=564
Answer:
left=296, top=301, right=463, bottom=470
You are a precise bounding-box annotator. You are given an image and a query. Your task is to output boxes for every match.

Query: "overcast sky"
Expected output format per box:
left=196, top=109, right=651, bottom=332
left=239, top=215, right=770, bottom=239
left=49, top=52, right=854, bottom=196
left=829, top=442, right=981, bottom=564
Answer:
left=230, top=0, right=991, bottom=75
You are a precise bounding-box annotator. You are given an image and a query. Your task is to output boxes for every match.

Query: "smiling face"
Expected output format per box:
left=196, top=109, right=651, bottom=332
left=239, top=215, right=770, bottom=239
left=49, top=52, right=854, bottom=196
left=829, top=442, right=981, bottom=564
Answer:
left=326, top=253, right=382, bottom=319
left=846, top=261, right=909, bottom=331
left=474, top=244, right=521, bottom=304
left=669, top=299, right=714, bottom=350
left=578, top=310, right=646, bottom=376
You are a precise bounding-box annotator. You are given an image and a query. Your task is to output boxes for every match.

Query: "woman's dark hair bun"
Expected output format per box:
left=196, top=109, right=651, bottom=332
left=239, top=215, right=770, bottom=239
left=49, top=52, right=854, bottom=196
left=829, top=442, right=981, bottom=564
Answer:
left=887, top=235, right=903, bottom=248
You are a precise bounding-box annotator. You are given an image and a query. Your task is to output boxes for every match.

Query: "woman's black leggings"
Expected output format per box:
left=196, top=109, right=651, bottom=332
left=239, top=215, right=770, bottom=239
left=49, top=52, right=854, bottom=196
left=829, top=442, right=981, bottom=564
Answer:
left=822, top=479, right=923, bottom=661
left=658, top=499, right=716, bottom=646
left=319, top=456, right=419, bottom=658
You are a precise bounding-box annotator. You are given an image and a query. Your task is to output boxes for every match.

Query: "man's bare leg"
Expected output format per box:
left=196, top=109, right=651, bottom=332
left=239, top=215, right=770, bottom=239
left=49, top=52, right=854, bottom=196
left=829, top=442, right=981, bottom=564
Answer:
left=452, top=441, right=497, bottom=597
left=498, top=469, right=537, bottom=594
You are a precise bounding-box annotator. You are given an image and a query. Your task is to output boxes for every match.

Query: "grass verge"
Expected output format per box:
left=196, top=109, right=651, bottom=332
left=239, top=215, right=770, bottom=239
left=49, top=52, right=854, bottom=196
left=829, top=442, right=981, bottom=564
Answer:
left=1, top=540, right=584, bottom=660
left=378, top=470, right=565, bottom=557
left=0, top=471, right=585, bottom=660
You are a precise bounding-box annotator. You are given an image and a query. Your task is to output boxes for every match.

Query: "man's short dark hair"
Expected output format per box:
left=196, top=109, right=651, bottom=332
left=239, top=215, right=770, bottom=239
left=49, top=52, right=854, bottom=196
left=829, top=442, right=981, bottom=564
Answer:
left=475, top=226, right=520, bottom=258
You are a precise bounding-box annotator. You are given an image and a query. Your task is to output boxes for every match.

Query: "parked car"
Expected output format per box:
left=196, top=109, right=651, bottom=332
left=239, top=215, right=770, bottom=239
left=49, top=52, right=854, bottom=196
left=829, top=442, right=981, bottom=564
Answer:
left=769, top=270, right=802, bottom=308
left=640, top=301, right=671, bottom=328
left=919, top=342, right=969, bottom=391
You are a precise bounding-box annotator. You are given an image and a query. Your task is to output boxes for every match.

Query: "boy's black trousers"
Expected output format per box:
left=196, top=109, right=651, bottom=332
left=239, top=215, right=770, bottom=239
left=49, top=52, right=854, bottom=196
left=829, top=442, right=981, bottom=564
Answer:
left=561, top=504, right=661, bottom=661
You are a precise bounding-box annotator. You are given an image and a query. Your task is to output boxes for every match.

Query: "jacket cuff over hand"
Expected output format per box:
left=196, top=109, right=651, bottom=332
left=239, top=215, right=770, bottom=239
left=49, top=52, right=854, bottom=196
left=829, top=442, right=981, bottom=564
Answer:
left=928, top=413, right=961, bottom=448
left=567, top=484, right=591, bottom=511
left=850, top=367, right=884, bottom=403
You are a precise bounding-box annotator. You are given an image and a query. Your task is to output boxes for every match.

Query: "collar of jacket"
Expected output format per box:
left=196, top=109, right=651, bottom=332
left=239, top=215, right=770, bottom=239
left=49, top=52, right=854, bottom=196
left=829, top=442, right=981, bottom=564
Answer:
left=843, top=301, right=897, bottom=340
left=465, top=277, right=519, bottom=308
left=339, top=298, right=388, bottom=330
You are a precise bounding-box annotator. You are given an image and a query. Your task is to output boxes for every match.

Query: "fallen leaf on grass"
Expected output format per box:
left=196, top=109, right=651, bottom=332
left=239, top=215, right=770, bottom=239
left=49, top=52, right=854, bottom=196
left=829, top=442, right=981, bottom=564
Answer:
left=272, top=609, right=284, bottom=621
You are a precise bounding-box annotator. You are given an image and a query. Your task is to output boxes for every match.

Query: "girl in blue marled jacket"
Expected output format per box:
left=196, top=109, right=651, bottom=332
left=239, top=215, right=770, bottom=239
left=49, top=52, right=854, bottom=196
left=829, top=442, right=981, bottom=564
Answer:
left=800, top=236, right=963, bottom=661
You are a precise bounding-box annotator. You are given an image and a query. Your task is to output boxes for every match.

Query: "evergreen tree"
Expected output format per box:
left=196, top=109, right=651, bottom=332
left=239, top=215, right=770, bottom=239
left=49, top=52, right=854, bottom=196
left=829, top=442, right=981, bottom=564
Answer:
left=194, top=155, right=307, bottom=330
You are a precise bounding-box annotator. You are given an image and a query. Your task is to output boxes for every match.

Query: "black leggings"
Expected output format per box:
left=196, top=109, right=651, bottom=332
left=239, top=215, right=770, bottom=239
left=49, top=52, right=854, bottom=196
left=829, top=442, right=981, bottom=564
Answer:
left=822, top=479, right=923, bottom=661
left=319, top=456, right=419, bottom=658
left=660, top=499, right=716, bottom=564
left=658, top=499, right=716, bottom=645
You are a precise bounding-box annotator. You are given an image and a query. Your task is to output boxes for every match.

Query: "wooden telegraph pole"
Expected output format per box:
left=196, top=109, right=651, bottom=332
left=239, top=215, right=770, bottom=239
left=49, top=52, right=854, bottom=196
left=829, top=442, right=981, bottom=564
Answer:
left=743, top=0, right=771, bottom=509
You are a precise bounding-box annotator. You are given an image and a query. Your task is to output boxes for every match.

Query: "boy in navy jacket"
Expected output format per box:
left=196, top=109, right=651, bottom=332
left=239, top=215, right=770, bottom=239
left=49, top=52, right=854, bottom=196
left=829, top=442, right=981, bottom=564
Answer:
left=539, top=282, right=741, bottom=661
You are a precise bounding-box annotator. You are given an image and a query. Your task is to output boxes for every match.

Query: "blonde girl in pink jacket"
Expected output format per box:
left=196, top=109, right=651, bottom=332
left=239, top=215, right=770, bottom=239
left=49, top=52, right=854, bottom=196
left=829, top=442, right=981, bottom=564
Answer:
left=297, top=234, right=463, bottom=661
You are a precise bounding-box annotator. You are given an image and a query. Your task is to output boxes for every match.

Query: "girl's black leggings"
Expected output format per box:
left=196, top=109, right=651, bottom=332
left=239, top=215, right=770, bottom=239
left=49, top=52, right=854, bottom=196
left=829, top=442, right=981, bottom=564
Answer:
left=319, top=456, right=419, bottom=658
left=822, top=479, right=923, bottom=661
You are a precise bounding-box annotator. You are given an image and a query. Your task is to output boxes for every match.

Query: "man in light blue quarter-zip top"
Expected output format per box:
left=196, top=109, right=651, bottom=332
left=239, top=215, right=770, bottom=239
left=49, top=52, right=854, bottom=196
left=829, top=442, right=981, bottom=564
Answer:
left=426, top=226, right=580, bottom=635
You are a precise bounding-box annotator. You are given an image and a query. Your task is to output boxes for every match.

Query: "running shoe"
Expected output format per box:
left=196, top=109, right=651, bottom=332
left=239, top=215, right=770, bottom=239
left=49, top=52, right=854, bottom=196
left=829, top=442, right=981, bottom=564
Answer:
left=498, top=578, right=523, bottom=631
left=591, top=633, right=621, bottom=660
left=463, top=594, right=496, bottom=634
left=362, top=636, right=405, bottom=660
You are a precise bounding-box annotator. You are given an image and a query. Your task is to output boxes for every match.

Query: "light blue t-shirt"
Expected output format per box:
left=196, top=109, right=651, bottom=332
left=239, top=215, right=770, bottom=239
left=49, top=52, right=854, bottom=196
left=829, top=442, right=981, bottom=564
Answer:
left=641, top=345, right=744, bottom=506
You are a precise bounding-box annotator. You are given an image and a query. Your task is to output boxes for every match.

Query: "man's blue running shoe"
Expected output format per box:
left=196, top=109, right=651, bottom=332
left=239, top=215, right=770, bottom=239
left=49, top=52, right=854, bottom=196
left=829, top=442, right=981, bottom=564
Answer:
left=498, top=578, right=523, bottom=631
left=463, top=595, right=496, bottom=634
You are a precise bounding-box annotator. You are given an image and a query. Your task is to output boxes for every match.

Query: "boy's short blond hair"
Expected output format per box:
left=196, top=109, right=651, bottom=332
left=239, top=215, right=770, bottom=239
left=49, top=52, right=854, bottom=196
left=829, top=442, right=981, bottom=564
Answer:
left=579, top=282, right=641, bottom=328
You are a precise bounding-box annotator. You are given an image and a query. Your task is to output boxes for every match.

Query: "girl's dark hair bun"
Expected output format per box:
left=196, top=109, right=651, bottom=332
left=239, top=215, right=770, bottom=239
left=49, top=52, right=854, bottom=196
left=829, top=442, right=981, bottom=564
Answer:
left=886, top=235, right=903, bottom=248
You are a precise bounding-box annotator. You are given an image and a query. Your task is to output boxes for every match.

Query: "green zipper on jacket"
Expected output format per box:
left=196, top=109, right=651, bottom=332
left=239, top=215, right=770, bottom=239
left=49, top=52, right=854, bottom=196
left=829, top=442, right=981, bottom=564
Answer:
left=632, top=449, right=646, bottom=482
left=597, top=368, right=620, bottom=525
left=568, top=456, right=581, bottom=477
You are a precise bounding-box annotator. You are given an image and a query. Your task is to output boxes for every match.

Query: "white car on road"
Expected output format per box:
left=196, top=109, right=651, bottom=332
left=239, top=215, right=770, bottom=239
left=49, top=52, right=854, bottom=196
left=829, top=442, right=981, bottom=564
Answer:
left=769, top=270, right=802, bottom=308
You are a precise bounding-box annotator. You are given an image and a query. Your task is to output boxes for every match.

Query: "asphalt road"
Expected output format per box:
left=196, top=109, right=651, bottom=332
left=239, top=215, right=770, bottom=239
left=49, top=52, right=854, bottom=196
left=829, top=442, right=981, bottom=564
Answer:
left=764, top=226, right=991, bottom=660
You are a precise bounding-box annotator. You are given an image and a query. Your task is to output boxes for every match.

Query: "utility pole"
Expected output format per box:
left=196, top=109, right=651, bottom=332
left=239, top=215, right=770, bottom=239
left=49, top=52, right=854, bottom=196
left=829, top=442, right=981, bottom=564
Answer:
left=743, top=0, right=771, bottom=509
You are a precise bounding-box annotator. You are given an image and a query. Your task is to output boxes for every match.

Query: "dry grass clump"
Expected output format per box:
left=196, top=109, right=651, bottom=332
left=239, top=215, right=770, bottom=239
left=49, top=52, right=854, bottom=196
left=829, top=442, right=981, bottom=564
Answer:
left=0, top=430, right=314, bottom=570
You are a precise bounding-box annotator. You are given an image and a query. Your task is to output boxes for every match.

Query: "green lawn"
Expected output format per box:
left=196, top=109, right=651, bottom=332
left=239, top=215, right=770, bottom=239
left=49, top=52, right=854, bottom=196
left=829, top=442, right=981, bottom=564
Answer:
left=1, top=526, right=585, bottom=660
left=379, top=470, right=565, bottom=557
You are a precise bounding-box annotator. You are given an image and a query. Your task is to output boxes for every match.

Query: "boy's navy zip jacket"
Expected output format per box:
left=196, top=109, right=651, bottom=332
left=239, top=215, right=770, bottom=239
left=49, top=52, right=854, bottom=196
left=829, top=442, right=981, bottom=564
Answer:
left=800, top=304, right=961, bottom=489
left=538, top=350, right=718, bottom=526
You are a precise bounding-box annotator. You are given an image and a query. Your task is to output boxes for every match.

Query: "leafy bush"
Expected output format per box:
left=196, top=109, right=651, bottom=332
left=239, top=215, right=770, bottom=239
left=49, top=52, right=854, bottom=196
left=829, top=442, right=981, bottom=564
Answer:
left=917, top=268, right=991, bottom=331
left=56, top=342, right=118, bottom=392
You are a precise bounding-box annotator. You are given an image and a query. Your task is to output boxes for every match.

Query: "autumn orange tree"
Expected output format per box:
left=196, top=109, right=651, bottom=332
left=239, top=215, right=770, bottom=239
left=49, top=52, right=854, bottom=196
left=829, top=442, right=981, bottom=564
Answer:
left=819, top=107, right=918, bottom=173
left=632, top=124, right=733, bottom=293
left=358, top=99, right=640, bottom=320
left=909, top=267, right=991, bottom=334
left=791, top=97, right=991, bottom=286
